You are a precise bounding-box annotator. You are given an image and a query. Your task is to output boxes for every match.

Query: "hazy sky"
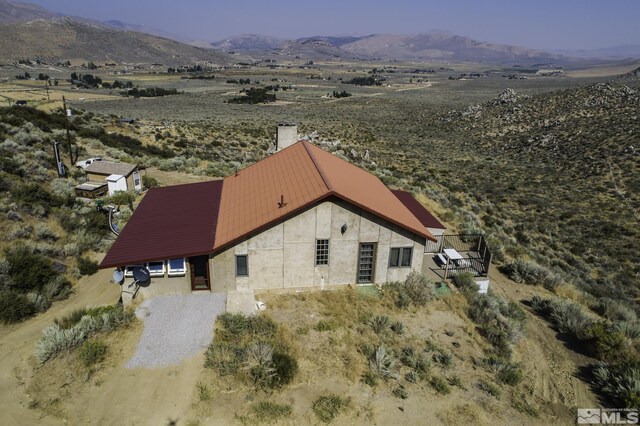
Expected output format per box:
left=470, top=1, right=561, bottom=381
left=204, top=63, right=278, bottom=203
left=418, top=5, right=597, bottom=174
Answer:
left=29, top=0, right=640, bottom=50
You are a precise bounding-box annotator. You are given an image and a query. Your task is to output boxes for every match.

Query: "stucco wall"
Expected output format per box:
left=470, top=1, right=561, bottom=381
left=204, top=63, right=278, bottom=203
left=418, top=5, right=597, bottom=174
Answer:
left=210, top=198, right=425, bottom=291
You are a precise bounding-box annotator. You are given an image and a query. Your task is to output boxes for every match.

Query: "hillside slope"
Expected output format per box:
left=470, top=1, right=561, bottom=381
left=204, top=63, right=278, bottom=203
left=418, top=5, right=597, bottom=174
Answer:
left=0, top=0, right=56, bottom=24
left=0, top=18, right=231, bottom=65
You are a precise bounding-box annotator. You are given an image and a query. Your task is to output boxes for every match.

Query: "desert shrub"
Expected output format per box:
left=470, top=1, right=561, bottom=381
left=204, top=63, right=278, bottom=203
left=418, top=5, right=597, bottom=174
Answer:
left=433, top=351, right=454, bottom=370
left=13, top=183, right=63, bottom=216
left=384, top=271, right=434, bottom=308
left=491, top=360, right=523, bottom=386
left=430, top=376, right=451, bottom=394
left=142, top=175, right=159, bottom=189
left=27, top=292, right=51, bottom=312
left=312, top=394, right=348, bottom=423
left=216, top=312, right=277, bottom=343
left=204, top=342, right=242, bottom=375
left=403, top=271, right=434, bottom=306
left=36, top=305, right=133, bottom=363
left=452, top=272, right=476, bottom=291
left=4, top=245, right=58, bottom=292
left=596, top=299, right=637, bottom=322
left=370, top=315, right=391, bottom=334
left=77, top=256, right=99, bottom=276
left=504, top=258, right=562, bottom=290
left=531, top=296, right=593, bottom=338
left=477, top=379, right=501, bottom=399
left=405, top=370, right=419, bottom=383
left=42, top=276, right=71, bottom=301
left=447, top=375, right=465, bottom=389
left=196, top=381, right=212, bottom=401
left=583, top=322, right=627, bottom=361
left=592, top=362, right=640, bottom=409
left=35, top=224, right=59, bottom=241
left=369, top=345, right=395, bottom=379
left=272, top=351, right=298, bottom=387
left=614, top=321, right=640, bottom=340
left=248, top=401, right=293, bottom=423
left=78, top=339, right=107, bottom=366
left=0, top=290, right=36, bottom=323
left=390, top=320, right=404, bottom=334
left=392, top=383, right=408, bottom=399
left=466, top=293, right=526, bottom=357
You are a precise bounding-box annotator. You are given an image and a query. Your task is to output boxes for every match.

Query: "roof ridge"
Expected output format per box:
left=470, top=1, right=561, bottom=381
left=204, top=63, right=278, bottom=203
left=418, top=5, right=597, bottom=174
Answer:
left=301, top=141, right=333, bottom=191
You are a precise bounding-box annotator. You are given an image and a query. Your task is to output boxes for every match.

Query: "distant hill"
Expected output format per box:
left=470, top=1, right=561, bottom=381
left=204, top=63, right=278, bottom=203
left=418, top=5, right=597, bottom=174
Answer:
left=210, top=34, right=287, bottom=51
left=553, top=45, right=640, bottom=60
left=211, top=31, right=572, bottom=64
left=0, top=0, right=57, bottom=23
left=0, top=18, right=232, bottom=65
left=339, top=32, right=567, bottom=64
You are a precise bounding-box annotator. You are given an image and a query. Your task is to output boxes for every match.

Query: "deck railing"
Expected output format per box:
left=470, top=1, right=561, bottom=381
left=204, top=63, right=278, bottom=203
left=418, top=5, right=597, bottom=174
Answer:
left=430, top=234, right=491, bottom=279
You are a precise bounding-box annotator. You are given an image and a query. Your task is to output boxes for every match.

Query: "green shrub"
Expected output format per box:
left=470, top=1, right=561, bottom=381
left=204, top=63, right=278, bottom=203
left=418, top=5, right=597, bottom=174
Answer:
left=496, top=362, right=523, bottom=386
left=429, top=376, right=451, bottom=394
left=77, top=257, right=99, bottom=276
left=42, top=276, right=72, bottom=301
left=596, top=299, right=637, bottom=322
left=4, top=245, right=58, bottom=292
left=314, top=319, right=335, bottom=332
left=370, top=315, right=391, bottom=334
left=204, top=342, right=241, bottom=375
left=433, top=351, right=454, bottom=370
left=78, top=339, right=107, bottom=366
left=312, top=394, right=348, bottom=423
left=0, top=290, right=36, bottom=323
left=272, top=351, right=298, bottom=387
left=196, top=381, right=212, bottom=401
left=592, top=362, right=640, bottom=409
left=142, top=175, right=159, bottom=189
left=504, top=258, right=562, bottom=290
left=403, top=271, right=434, bottom=306
left=452, top=272, right=476, bottom=290
left=584, top=322, right=626, bottom=361
left=390, top=320, right=405, bottom=334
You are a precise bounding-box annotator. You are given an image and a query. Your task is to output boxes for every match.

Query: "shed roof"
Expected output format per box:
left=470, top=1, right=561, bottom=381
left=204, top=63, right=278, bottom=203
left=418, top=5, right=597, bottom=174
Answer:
left=100, top=180, right=223, bottom=268
left=85, top=161, right=136, bottom=177
left=391, top=189, right=446, bottom=230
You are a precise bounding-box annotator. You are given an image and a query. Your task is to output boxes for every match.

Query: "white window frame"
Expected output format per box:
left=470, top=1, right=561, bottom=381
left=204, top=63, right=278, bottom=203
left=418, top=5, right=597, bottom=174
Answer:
left=167, top=258, right=186, bottom=276
left=146, top=261, right=165, bottom=277
left=133, top=171, right=141, bottom=190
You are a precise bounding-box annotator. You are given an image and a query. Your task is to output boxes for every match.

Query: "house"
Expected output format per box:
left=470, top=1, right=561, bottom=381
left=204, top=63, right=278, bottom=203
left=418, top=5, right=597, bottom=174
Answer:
left=99, top=140, right=437, bottom=294
left=83, top=161, right=143, bottom=195
left=391, top=189, right=446, bottom=253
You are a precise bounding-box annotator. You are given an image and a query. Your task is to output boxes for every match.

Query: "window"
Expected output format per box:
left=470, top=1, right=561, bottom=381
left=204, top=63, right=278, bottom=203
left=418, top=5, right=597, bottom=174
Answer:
left=315, top=239, right=329, bottom=265
left=167, top=258, right=186, bottom=276
left=133, top=171, right=141, bottom=188
left=146, top=261, right=165, bottom=277
left=389, top=247, right=413, bottom=267
left=235, top=255, right=248, bottom=276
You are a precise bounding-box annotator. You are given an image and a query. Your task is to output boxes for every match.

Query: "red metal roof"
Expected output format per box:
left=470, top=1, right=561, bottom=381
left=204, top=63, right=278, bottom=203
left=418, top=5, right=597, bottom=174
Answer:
left=100, top=180, right=223, bottom=268
left=392, top=189, right=446, bottom=230
left=214, top=142, right=435, bottom=251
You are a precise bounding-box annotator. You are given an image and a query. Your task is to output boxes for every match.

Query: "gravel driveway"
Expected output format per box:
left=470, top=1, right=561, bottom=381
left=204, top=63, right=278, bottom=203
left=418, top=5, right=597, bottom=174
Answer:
left=126, top=293, right=226, bottom=368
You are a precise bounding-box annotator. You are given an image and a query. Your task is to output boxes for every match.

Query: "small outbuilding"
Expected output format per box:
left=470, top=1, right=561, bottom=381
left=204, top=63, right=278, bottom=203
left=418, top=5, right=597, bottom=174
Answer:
left=84, top=161, right=143, bottom=194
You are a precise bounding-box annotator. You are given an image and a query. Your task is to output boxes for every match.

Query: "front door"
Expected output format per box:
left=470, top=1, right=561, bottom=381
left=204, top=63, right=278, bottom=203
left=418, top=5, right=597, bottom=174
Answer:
left=189, top=255, right=210, bottom=291
left=357, top=243, right=376, bottom=284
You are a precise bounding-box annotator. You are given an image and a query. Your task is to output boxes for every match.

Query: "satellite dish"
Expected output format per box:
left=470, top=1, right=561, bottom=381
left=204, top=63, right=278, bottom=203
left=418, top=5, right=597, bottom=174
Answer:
left=112, top=269, right=124, bottom=285
left=132, top=266, right=150, bottom=283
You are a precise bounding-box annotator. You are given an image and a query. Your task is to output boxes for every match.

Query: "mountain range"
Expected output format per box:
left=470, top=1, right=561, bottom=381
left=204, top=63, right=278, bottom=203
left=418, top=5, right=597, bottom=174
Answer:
left=0, top=0, right=638, bottom=65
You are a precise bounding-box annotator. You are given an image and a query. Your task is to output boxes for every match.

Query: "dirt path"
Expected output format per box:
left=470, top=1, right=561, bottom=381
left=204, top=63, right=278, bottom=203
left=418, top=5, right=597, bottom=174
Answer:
left=487, top=268, right=600, bottom=416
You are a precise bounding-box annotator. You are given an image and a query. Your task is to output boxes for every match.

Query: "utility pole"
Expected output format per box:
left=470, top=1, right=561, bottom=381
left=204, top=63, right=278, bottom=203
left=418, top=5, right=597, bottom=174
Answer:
left=62, top=96, right=75, bottom=165
left=44, top=80, right=50, bottom=101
